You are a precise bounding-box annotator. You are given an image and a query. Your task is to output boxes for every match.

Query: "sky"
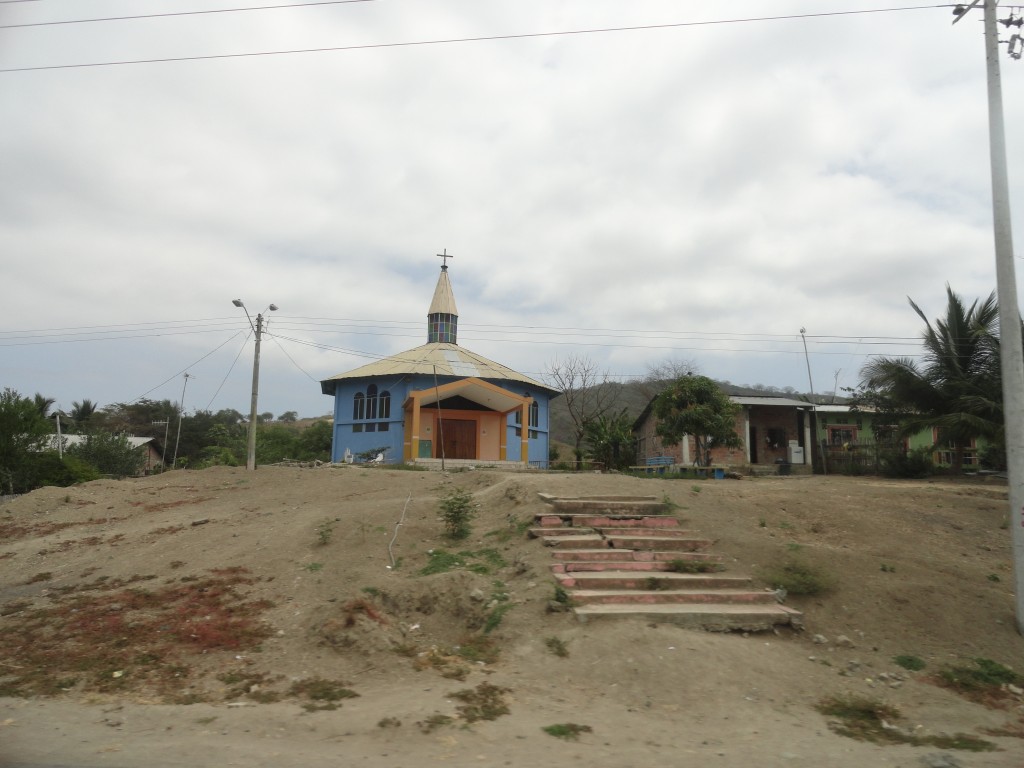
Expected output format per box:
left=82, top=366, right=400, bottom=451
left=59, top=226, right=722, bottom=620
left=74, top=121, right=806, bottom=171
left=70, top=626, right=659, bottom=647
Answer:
left=1, top=0, right=1023, bottom=420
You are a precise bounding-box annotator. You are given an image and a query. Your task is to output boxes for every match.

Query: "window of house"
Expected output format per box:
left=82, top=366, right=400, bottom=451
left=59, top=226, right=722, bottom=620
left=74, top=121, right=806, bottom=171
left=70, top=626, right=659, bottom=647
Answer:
left=828, top=426, right=857, bottom=445
left=366, top=384, right=378, bottom=420
left=353, top=393, right=365, bottom=421
left=530, top=401, right=539, bottom=428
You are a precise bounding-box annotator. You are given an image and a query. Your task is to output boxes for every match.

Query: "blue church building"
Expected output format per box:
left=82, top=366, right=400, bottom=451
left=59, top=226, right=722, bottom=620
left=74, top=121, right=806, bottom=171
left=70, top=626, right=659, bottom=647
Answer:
left=320, top=262, right=560, bottom=467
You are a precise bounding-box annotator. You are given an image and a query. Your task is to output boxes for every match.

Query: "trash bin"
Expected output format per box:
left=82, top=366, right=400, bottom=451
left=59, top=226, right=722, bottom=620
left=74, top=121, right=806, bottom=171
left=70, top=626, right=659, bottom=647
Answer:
left=775, top=458, right=792, bottom=476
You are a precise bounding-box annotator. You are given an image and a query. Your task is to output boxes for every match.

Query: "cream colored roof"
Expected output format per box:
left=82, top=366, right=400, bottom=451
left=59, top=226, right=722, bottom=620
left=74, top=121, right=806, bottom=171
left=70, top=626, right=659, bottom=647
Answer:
left=428, top=269, right=458, bottom=315
left=321, top=342, right=558, bottom=394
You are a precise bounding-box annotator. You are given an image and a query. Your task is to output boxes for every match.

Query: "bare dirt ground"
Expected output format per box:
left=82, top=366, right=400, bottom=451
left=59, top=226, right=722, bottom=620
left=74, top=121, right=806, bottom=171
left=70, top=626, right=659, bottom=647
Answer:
left=1, top=466, right=1022, bottom=768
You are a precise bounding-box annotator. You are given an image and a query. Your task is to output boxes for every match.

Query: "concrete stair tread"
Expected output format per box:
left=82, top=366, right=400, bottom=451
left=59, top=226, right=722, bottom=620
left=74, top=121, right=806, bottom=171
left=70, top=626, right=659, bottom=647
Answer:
left=574, top=603, right=801, bottom=616
left=563, top=571, right=747, bottom=584
left=569, top=588, right=773, bottom=598
left=543, top=535, right=606, bottom=547
left=528, top=527, right=595, bottom=537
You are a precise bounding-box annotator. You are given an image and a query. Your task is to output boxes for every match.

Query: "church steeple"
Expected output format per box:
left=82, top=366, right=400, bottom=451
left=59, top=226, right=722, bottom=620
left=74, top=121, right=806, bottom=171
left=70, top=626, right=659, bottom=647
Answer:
left=427, top=250, right=459, bottom=344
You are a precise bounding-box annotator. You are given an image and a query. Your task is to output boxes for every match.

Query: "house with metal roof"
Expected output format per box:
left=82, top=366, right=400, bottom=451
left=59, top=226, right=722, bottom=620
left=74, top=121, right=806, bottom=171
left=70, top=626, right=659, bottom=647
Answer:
left=633, top=392, right=815, bottom=472
left=320, top=261, right=560, bottom=467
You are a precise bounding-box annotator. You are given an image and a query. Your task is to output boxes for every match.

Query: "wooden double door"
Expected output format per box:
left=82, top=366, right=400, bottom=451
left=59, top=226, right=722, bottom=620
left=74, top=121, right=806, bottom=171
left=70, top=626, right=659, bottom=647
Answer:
left=439, top=419, right=477, bottom=460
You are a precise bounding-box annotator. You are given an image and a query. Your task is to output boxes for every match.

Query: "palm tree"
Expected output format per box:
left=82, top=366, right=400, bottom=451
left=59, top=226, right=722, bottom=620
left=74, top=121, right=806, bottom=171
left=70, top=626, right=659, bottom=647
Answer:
left=860, top=286, right=1002, bottom=471
left=33, top=393, right=56, bottom=418
left=70, top=399, right=98, bottom=426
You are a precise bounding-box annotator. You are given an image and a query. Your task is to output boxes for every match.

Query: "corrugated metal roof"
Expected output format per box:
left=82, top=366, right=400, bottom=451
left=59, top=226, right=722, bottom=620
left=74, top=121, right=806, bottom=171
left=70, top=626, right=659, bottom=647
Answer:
left=321, top=342, right=559, bottom=394
left=731, top=396, right=813, bottom=408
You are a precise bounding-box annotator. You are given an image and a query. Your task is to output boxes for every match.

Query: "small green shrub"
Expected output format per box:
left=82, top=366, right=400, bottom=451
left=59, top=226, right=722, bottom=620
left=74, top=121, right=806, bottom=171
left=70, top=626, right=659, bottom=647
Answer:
left=543, top=723, right=592, bottom=740
left=439, top=487, right=476, bottom=540
left=544, top=637, right=569, bottom=658
left=938, top=657, right=1019, bottom=701
left=893, top=655, right=926, bottom=672
left=760, top=556, right=836, bottom=596
left=315, top=518, right=336, bottom=546
left=448, top=682, right=511, bottom=723
left=879, top=447, right=933, bottom=479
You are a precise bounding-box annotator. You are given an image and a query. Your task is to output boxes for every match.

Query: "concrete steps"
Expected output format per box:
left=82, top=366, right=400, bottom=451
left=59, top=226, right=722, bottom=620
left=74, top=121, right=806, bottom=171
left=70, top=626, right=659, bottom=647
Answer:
left=536, top=493, right=802, bottom=632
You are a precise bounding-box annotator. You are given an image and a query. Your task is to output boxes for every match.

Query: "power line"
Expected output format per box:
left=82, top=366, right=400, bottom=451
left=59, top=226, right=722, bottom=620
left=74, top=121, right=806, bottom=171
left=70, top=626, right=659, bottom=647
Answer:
left=0, top=4, right=947, bottom=73
left=0, top=0, right=375, bottom=30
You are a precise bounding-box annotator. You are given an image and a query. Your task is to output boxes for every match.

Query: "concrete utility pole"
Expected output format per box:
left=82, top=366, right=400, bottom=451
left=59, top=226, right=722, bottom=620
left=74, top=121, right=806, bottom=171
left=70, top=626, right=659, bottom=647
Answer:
left=172, top=373, right=191, bottom=469
left=955, top=0, right=1024, bottom=634
left=233, top=299, right=278, bottom=472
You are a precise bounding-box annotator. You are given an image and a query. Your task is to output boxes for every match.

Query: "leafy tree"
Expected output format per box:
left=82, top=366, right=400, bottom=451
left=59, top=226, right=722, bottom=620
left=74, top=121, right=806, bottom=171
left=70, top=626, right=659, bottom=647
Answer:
left=858, top=286, right=1003, bottom=472
left=66, top=431, right=146, bottom=478
left=279, top=411, right=298, bottom=423
left=297, top=420, right=333, bottom=461
left=0, top=388, right=54, bottom=493
left=258, top=411, right=274, bottom=423
left=584, top=409, right=634, bottom=471
left=653, top=375, right=742, bottom=467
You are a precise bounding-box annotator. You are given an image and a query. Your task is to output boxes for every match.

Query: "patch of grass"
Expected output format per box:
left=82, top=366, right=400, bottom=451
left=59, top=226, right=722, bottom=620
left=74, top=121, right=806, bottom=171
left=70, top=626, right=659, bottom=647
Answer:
left=454, top=633, right=500, bottom=664
left=305, top=562, right=323, bottom=572
left=439, top=487, right=477, bottom=540
left=289, top=677, right=359, bottom=703
left=643, top=576, right=669, bottom=591
left=448, top=682, right=511, bottom=723
left=544, top=636, right=569, bottom=658
left=26, top=571, right=53, bottom=584
left=818, top=695, right=997, bottom=751
left=880, top=564, right=896, bottom=573
left=419, top=548, right=505, bottom=576
left=690, top=485, right=701, bottom=494
left=315, top=518, right=337, bottom=546
left=760, top=556, right=836, bottom=596
left=377, top=717, right=402, bottom=728
left=937, top=658, right=1020, bottom=705
left=552, top=584, right=572, bottom=605
left=542, top=723, right=592, bottom=740
left=987, top=573, right=1001, bottom=582
left=893, top=654, right=926, bottom=672
left=417, top=714, right=453, bottom=733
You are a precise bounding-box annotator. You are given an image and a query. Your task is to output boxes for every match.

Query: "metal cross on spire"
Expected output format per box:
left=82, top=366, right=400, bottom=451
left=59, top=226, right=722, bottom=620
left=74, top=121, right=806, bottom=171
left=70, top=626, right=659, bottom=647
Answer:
left=437, top=249, right=454, bottom=270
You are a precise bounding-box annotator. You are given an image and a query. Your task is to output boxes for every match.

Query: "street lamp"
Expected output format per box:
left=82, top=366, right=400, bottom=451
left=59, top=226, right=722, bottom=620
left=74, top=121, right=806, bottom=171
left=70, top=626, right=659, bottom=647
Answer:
left=233, top=299, right=278, bottom=471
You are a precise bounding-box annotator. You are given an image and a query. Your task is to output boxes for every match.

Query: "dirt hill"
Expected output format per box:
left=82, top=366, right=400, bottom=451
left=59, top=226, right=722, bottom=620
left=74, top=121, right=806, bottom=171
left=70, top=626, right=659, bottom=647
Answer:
left=1, top=467, right=1022, bottom=767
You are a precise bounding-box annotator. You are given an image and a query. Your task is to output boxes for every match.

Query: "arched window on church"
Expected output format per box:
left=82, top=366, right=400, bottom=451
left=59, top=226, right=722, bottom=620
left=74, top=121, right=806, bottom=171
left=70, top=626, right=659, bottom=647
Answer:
left=366, top=384, right=378, bottom=420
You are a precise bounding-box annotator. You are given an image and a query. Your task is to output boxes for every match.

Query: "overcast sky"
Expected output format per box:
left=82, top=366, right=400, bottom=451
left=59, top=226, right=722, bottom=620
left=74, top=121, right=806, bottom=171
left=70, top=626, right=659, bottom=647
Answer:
left=2, top=0, right=1022, bottom=420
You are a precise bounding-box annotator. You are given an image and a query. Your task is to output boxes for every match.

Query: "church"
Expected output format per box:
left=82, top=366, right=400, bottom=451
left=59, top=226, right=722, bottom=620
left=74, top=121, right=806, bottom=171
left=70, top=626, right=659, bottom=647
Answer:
left=320, top=257, right=560, bottom=467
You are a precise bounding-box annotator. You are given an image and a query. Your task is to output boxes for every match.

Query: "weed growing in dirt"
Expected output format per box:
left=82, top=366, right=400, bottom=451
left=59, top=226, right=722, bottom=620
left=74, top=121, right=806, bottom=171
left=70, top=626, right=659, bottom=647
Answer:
left=439, top=487, right=476, bottom=540
left=417, top=714, right=453, bottom=733
left=315, top=518, right=337, bottom=546
left=880, top=564, right=896, bottom=573
left=289, top=677, right=359, bottom=710
left=454, top=633, right=500, bottom=664
left=817, top=695, right=996, bottom=751
left=893, top=655, right=926, bottom=672
left=449, top=682, right=511, bottom=723
left=420, top=549, right=505, bottom=576
left=543, top=723, right=592, bottom=740
left=552, top=584, right=573, bottom=606
left=480, top=581, right=512, bottom=634
left=544, top=637, right=569, bottom=657
left=377, top=717, right=402, bottom=728
left=760, top=556, right=836, bottom=596
left=643, top=576, right=669, bottom=591
left=936, top=658, right=1020, bottom=706
left=305, top=562, right=323, bottom=572
left=690, top=485, right=701, bottom=494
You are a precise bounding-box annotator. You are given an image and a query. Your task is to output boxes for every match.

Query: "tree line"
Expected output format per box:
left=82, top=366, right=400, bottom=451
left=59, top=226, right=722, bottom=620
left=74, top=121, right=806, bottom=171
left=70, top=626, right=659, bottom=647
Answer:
left=0, top=392, right=332, bottom=494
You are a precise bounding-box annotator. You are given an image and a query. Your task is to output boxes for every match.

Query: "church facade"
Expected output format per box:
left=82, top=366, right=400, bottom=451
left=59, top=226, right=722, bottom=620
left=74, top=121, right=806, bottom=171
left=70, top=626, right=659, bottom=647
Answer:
left=320, top=263, right=560, bottom=467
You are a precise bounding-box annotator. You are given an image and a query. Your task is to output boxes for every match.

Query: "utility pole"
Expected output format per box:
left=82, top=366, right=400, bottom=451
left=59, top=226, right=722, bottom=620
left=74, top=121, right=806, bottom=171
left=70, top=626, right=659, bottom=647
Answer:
left=800, top=328, right=827, bottom=475
left=954, top=0, right=1024, bottom=634
left=233, top=299, right=278, bottom=471
left=172, top=373, right=191, bottom=469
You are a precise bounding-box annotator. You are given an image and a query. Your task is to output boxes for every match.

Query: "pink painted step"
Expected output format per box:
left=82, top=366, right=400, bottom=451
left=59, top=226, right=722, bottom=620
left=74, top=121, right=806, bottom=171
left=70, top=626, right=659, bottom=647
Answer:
left=551, top=554, right=725, bottom=574
left=542, top=535, right=606, bottom=548
left=550, top=549, right=635, bottom=562
left=568, top=588, right=778, bottom=607
left=594, top=527, right=695, bottom=538
left=556, top=572, right=749, bottom=590
left=533, top=513, right=680, bottom=528
left=528, top=527, right=595, bottom=538
left=605, top=535, right=713, bottom=552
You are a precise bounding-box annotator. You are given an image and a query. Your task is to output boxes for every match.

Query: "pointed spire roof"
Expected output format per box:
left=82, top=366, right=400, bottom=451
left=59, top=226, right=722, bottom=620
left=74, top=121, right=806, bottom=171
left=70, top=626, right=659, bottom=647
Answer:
left=428, top=266, right=459, bottom=316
